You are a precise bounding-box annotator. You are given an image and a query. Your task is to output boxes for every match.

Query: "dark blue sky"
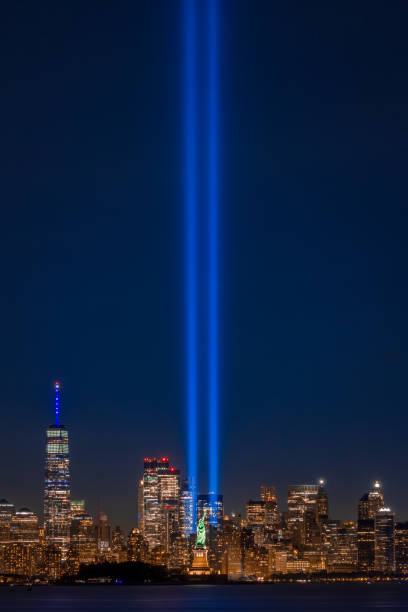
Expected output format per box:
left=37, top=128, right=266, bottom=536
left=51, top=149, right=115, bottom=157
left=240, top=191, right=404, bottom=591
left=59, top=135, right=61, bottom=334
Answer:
left=1, top=1, right=407, bottom=534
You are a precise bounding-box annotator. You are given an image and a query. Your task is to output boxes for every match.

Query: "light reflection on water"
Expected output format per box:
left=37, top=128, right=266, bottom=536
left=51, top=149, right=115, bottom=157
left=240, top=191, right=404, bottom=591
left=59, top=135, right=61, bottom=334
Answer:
left=0, top=584, right=408, bottom=611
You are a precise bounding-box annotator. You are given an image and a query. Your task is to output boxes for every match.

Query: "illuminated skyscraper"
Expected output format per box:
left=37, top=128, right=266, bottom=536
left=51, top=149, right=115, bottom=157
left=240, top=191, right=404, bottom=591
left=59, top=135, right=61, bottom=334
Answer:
left=375, top=507, right=395, bottom=573
left=142, top=457, right=180, bottom=554
left=246, top=500, right=266, bottom=546
left=180, top=479, right=194, bottom=538
left=221, top=516, right=243, bottom=579
left=137, top=479, right=144, bottom=531
left=44, top=382, right=71, bottom=560
left=357, top=481, right=384, bottom=571
left=2, top=508, right=41, bottom=576
left=246, top=500, right=266, bottom=525
left=260, top=486, right=278, bottom=526
left=142, top=458, right=161, bottom=550
left=358, top=481, right=384, bottom=520
left=11, top=508, right=39, bottom=543
left=69, top=512, right=97, bottom=568
left=287, top=484, right=320, bottom=545
left=326, top=520, right=357, bottom=572
left=0, top=499, right=15, bottom=543
left=111, top=525, right=127, bottom=563
left=395, top=522, right=408, bottom=574
left=96, top=511, right=111, bottom=556
left=316, top=480, right=329, bottom=523
left=127, top=528, right=149, bottom=562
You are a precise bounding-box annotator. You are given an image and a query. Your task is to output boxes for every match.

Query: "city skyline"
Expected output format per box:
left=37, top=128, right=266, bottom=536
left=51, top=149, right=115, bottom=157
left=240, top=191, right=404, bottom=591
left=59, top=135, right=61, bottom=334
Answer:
left=1, top=0, right=408, bottom=550
left=1, top=383, right=407, bottom=539
left=1, top=402, right=407, bottom=580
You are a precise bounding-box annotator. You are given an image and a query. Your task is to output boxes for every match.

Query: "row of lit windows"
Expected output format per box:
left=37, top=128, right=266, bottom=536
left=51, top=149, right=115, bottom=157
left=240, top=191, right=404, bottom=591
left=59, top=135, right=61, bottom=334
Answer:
left=47, top=444, right=69, bottom=454
left=47, top=429, right=68, bottom=438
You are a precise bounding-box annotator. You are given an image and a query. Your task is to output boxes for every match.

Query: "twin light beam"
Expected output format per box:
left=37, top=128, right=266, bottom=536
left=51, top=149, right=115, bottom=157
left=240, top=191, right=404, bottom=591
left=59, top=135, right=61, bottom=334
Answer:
left=185, top=0, right=219, bottom=527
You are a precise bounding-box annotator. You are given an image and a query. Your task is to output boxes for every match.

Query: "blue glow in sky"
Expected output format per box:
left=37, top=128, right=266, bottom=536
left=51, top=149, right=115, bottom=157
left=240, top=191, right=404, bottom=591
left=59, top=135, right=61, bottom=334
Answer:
left=208, top=0, right=219, bottom=521
left=185, top=0, right=198, bottom=527
left=1, top=1, right=408, bottom=534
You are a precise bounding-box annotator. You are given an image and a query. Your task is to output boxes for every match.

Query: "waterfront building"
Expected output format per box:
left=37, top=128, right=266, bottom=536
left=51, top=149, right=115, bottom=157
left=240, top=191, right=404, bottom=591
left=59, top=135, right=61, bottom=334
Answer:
left=0, top=508, right=41, bottom=576
left=395, top=522, right=408, bottom=574
left=0, top=499, right=15, bottom=543
left=10, top=508, right=39, bottom=543
left=221, top=516, right=242, bottom=579
left=43, top=544, right=62, bottom=580
left=325, top=520, right=357, bottom=572
left=287, top=484, right=320, bottom=546
left=375, top=507, right=395, bottom=573
left=111, top=525, right=127, bottom=562
left=69, top=512, right=97, bottom=570
left=357, top=481, right=385, bottom=571
left=2, top=542, right=43, bottom=576
left=127, top=527, right=149, bottom=562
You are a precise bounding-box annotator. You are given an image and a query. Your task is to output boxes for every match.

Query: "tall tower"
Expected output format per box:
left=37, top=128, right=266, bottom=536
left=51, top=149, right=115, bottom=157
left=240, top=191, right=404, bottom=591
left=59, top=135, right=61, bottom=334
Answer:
left=375, top=507, right=395, bottom=573
left=287, top=484, right=320, bottom=545
left=357, top=480, right=385, bottom=571
left=44, top=382, right=71, bottom=560
left=316, top=479, right=329, bottom=523
left=260, top=486, right=278, bottom=526
left=142, top=457, right=180, bottom=554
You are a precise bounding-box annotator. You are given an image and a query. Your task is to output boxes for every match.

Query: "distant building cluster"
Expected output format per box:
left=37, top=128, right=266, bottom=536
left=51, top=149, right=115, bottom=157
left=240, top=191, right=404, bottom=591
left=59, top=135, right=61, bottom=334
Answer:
left=1, top=414, right=408, bottom=581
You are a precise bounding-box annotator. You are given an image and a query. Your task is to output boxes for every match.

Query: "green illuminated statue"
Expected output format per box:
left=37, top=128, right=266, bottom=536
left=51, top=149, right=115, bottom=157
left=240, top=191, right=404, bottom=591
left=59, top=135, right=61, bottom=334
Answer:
left=196, top=510, right=207, bottom=548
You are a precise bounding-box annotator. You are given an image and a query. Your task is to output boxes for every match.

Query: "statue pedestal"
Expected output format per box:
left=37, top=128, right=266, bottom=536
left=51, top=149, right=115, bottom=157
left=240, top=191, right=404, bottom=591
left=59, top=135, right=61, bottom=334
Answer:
left=188, top=547, right=211, bottom=576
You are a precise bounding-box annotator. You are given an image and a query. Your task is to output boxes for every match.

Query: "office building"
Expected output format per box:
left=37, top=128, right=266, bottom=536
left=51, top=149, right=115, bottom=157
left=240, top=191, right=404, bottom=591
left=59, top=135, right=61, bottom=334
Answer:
left=69, top=512, right=97, bottom=570
left=375, top=507, right=395, bottom=573
left=180, top=479, right=194, bottom=538
left=395, top=522, right=408, bottom=574
left=0, top=499, right=15, bottom=543
left=127, top=527, right=149, bottom=562
left=287, top=484, right=320, bottom=546
left=316, top=480, right=329, bottom=523
left=96, top=511, right=111, bottom=556
left=260, top=486, right=278, bottom=526
left=142, top=457, right=180, bottom=555
left=44, top=383, right=71, bottom=560
left=357, top=481, right=385, bottom=572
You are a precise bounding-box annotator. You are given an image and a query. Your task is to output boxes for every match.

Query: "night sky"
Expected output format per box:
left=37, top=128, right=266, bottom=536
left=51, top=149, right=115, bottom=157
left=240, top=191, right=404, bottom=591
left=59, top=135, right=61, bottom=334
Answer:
left=1, top=1, right=408, bottom=534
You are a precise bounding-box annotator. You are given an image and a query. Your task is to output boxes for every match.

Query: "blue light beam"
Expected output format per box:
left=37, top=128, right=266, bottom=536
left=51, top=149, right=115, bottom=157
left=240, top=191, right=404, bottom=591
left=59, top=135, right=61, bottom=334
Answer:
left=185, top=0, right=198, bottom=529
left=208, top=0, right=219, bottom=522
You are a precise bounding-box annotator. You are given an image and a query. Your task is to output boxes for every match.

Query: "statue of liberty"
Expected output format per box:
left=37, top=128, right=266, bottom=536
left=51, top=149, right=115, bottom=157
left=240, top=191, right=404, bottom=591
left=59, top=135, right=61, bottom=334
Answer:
left=195, top=509, right=207, bottom=549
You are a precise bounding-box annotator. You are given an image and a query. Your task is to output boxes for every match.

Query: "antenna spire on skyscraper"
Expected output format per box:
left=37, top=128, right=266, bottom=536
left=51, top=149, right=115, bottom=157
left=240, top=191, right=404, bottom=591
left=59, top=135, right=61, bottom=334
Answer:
left=55, top=381, right=60, bottom=426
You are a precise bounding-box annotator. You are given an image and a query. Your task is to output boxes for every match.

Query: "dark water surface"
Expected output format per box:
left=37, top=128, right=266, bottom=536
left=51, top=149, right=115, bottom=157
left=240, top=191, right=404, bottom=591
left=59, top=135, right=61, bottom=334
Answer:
left=1, top=583, right=408, bottom=611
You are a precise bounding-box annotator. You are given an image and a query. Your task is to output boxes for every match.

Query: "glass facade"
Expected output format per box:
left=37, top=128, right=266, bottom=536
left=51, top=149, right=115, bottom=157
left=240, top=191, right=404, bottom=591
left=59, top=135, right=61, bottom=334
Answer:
left=142, top=457, right=181, bottom=553
left=44, top=424, right=71, bottom=560
left=375, top=508, right=395, bottom=573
